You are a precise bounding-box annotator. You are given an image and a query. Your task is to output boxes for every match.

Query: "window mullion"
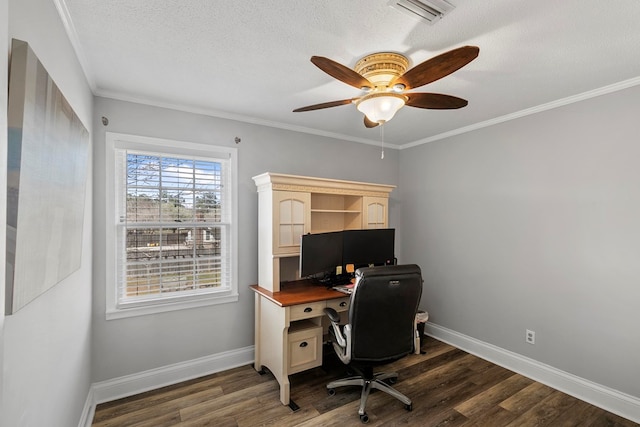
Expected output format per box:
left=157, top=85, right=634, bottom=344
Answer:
left=191, top=164, right=197, bottom=289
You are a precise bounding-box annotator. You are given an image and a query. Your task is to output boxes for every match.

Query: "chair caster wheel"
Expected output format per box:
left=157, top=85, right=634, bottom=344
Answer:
left=405, top=403, right=413, bottom=411
left=360, top=413, right=369, bottom=423
left=327, top=388, right=336, bottom=396
left=387, top=377, right=397, bottom=384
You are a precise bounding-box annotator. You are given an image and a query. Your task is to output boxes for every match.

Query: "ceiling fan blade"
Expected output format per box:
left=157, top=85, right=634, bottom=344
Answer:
left=293, top=98, right=356, bottom=112
left=405, top=93, right=468, bottom=109
left=311, top=56, right=374, bottom=90
left=364, top=116, right=379, bottom=128
left=392, top=46, right=479, bottom=90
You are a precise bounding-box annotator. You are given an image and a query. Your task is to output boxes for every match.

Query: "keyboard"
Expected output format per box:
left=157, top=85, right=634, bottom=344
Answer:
left=332, top=283, right=355, bottom=295
left=318, top=274, right=352, bottom=287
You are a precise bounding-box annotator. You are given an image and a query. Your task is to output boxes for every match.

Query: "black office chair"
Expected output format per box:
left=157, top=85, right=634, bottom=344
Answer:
left=324, top=264, right=423, bottom=423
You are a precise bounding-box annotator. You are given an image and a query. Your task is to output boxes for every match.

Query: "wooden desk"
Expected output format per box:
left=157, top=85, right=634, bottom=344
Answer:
left=250, top=280, right=349, bottom=409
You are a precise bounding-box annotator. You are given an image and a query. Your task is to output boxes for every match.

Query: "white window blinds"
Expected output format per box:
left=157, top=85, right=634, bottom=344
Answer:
left=114, top=149, right=232, bottom=307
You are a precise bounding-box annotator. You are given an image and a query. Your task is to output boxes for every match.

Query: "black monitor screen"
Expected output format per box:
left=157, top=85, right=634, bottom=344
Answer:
left=342, top=228, right=395, bottom=268
left=299, top=231, right=343, bottom=278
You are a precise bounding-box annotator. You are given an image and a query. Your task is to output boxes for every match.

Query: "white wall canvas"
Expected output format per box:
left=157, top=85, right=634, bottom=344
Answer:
left=5, top=39, right=90, bottom=314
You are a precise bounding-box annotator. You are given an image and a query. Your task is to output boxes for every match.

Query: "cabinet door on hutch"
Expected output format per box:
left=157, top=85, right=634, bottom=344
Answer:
left=362, top=196, right=388, bottom=229
left=272, top=191, right=311, bottom=254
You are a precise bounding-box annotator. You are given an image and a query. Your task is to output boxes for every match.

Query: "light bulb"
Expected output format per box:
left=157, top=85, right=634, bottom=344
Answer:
left=356, top=93, right=406, bottom=124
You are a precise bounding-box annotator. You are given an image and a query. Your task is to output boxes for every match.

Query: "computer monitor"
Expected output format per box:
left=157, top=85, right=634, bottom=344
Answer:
left=342, top=228, right=395, bottom=269
left=299, top=231, right=343, bottom=279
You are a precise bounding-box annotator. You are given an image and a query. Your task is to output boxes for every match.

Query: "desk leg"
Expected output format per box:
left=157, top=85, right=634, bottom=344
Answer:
left=279, top=376, right=291, bottom=407
left=256, top=295, right=292, bottom=407
left=253, top=293, right=263, bottom=372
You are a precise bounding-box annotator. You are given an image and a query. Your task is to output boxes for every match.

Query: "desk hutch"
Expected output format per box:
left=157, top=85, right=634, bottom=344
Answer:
left=251, top=173, right=395, bottom=408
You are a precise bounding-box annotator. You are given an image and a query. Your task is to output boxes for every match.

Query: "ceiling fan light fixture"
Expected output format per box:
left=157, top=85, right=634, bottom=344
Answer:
left=294, top=45, right=479, bottom=128
left=356, top=92, right=407, bottom=124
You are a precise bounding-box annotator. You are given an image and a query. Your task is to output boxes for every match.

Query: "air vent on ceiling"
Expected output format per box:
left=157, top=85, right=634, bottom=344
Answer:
left=388, top=0, right=455, bottom=24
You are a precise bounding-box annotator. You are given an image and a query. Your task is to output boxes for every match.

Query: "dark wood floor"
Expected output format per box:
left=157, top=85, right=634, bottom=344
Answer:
left=92, top=337, right=638, bottom=426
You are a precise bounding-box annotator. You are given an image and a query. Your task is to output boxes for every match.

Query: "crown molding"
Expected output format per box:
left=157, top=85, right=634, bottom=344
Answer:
left=399, top=76, right=640, bottom=149
left=53, top=0, right=96, bottom=91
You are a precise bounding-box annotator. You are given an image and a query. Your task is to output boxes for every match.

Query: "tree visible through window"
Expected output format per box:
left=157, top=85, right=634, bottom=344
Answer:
left=116, top=151, right=232, bottom=306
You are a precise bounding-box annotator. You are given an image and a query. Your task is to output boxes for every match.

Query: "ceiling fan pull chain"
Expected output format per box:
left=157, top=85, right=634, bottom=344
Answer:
left=380, top=123, right=385, bottom=159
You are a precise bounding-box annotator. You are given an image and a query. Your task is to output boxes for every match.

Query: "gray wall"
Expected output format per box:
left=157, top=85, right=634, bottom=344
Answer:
left=2, top=0, right=94, bottom=426
left=91, top=97, right=400, bottom=382
left=399, top=85, right=640, bottom=399
left=0, top=0, right=8, bottom=419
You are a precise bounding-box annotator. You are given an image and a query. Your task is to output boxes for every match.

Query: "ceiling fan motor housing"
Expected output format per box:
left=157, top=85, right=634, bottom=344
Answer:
left=355, top=52, right=409, bottom=88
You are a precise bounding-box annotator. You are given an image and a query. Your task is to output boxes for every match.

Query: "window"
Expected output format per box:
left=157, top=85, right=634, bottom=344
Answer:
left=106, top=133, right=238, bottom=319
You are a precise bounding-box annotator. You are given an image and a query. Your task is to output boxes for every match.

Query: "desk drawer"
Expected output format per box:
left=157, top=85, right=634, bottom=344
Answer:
left=289, top=301, right=326, bottom=321
left=326, top=297, right=349, bottom=312
left=288, top=321, right=322, bottom=374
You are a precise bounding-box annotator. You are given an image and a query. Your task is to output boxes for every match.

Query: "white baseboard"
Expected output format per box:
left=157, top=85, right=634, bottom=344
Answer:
left=425, top=322, right=640, bottom=424
left=79, top=346, right=254, bottom=427
left=77, top=386, right=95, bottom=427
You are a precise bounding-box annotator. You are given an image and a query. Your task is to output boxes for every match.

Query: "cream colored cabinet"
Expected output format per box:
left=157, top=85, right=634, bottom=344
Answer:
left=272, top=191, right=311, bottom=255
left=363, top=196, right=388, bottom=229
left=253, top=173, right=395, bottom=292
left=288, top=321, right=323, bottom=374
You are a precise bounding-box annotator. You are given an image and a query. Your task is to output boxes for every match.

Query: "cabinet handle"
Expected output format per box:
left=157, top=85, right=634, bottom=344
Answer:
left=299, top=342, right=308, bottom=348
left=303, top=307, right=312, bottom=313
left=339, top=302, right=347, bottom=307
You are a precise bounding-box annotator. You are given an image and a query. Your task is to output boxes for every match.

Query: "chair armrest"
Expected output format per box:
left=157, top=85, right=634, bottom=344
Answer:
left=324, top=307, right=340, bottom=323
left=324, top=307, right=347, bottom=348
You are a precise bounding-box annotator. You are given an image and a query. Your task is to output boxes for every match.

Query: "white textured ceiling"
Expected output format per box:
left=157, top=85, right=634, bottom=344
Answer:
left=60, top=0, right=640, bottom=147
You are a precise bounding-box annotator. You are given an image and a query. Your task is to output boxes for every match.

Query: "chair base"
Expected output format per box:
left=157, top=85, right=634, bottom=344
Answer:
left=327, top=369, right=412, bottom=422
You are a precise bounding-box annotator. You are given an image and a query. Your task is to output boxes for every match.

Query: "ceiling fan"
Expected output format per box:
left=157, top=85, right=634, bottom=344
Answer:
left=293, top=45, right=479, bottom=128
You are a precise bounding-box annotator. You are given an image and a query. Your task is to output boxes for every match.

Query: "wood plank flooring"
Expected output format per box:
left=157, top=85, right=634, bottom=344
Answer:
left=92, top=337, right=639, bottom=426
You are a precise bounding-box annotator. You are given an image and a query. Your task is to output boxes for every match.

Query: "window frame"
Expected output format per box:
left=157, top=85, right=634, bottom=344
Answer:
left=105, top=132, right=238, bottom=320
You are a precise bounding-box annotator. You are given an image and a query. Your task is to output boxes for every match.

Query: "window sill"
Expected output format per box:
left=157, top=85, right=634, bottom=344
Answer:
left=106, top=293, right=239, bottom=320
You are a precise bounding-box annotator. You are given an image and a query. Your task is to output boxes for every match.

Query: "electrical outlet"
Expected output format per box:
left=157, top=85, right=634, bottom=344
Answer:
left=526, top=329, right=535, bottom=345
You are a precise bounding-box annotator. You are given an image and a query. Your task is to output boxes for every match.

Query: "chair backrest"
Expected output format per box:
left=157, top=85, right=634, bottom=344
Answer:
left=348, top=264, right=423, bottom=363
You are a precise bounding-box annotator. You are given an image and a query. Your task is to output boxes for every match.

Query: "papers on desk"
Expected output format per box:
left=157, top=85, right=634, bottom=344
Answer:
left=332, top=283, right=355, bottom=295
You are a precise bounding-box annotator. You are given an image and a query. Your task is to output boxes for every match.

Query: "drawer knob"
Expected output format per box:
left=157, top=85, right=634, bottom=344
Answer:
left=340, top=301, right=347, bottom=307
left=303, top=307, right=313, bottom=313
left=299, top=342, right=308, bottom=348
